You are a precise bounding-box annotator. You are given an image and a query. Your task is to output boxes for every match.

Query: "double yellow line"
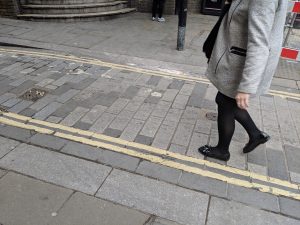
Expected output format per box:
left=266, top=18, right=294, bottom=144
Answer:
left=1, top=47, right=300, bottom=199
left=0, top=47, right=299, bottom=100
left=1, top=111, right=300, bottom=200
left=0, top=48, right=210, bottom=84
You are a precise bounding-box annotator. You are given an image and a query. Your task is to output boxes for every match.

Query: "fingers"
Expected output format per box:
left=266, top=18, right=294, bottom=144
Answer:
left=235, top=93, right=250, bottom=110
left=244, top=96, right=249, bottom=108
left=237, top=98, right=245, bottom=110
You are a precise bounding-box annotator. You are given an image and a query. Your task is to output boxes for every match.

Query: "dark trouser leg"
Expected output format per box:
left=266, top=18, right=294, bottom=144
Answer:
left=152, top=0, right=158, bottom=17
left=158, top=0, right=164, bottom=18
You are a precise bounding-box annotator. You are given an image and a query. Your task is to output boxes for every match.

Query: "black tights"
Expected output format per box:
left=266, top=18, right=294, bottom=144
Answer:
left=152, top=0, right=164, bottom=18
left=215, top=92, right=261, bottom=152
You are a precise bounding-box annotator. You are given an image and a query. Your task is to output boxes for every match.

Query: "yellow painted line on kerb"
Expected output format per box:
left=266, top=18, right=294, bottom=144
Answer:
left=0, top=114, right=300, bottom=200
left=1, top=48, right=300, bottom=101
left=2, top=111, right=300, bottom=191
left=0, top=48, right=210, bottom=84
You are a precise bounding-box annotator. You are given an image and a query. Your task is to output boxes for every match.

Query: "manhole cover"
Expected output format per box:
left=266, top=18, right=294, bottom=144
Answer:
left=0, top=106, right=8, bottom=113
left=206, top=112, right=218, bottom=121
left=20, top=88, right=46, bottom=102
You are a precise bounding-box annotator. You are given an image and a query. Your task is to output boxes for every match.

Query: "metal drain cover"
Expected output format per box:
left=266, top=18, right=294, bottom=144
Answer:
left=0, top=106, right=8, bottom=112
left=206, top=112, right=218, bottom=121
left=20, top=88, right=46, bottom=102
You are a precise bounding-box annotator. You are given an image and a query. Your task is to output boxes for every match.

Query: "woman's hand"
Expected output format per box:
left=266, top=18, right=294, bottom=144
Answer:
left=235, top=92, right=250, bottom=110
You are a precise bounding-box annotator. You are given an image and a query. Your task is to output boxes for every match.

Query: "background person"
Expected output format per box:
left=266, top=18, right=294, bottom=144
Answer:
left=152, top=0, right=165, bottom=22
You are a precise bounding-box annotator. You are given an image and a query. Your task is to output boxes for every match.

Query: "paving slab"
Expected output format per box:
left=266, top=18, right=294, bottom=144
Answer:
left=290, top=172, right=300, bottom=184
left=149, top=217, right=184, bottom=225
left=136, top=160, right=182, bottom=184
left=0, top=136, right=20, bottom=158
left=49, top=192, right=149, bottom=225
left=29, top=133, right=67, bottom=151
left=0, top=125, right=33, bottom=143
left=227, top=184, right=280, bottom=212
left=97, top=169, right=209, bottom=225
left=178, top=172, right=227, bottom=198
left=0, top=168, right=6, bottom=178
left=61, top=140, right=140, bottom=172
left=279, top=197, right=300, bottom=220
left=0, top=172, right=73, bottom=225
left=33, top=102, right=63, bottom=120
left=266, top=148, right=289, bottom=180
left=0, top=143, right=112, bottom=194
left=207, top=197, right=300, bottom=225
left=285, top=144, right=300, bottom=174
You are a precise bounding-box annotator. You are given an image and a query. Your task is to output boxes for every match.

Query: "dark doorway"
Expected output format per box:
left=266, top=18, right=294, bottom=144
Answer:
left=201, top=0, right=225, bottom=16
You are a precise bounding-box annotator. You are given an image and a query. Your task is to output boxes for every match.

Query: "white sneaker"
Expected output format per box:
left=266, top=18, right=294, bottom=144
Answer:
left=152, top=17, right=156, bottom=21
left=157, top=17, right=165, bottom=22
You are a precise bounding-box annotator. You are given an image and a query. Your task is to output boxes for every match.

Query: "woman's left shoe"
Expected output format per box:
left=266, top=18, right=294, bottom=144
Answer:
left=243, top=132, right=270, bottom=153
left=198, top=145, right=230, bottom=161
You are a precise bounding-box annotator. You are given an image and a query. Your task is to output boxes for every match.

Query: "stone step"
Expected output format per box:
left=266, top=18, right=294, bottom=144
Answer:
left=17, top=8, right=136, bottom=21
left=26, top=0, right=116, bottom=4
left=22, top=2, right=128, bottom=15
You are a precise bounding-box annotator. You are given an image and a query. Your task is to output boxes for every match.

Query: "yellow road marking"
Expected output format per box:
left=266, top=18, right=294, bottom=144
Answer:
left=0, top=117, right=53, bottom=134
left=0, top=48, right=210, bottom=84
left=2, top=111, right=300, bottom=191
left=0, top=48, right=300, bottom=100
left=0, top=114, right=300, bottom=200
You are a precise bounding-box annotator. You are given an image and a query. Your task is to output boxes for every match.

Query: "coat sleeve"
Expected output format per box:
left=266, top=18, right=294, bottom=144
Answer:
left=238, top=0, right=279, bottom=94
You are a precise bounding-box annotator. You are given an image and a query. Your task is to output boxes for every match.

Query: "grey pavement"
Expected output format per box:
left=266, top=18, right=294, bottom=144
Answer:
left=1, top=138, right=300, bottom=225
left=0, top=12, right=300, bottom=225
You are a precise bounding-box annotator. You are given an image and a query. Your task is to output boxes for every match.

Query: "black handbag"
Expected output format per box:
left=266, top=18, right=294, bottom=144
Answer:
left=203, top=3, right=231, bottom=62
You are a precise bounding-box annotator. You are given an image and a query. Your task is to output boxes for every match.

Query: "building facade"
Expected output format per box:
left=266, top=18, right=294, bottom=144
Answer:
left=0, top=0, right=19, bottom=17
left=133, top=0, right=202, bottom=14
left=0, top=0, right=203, bottom=19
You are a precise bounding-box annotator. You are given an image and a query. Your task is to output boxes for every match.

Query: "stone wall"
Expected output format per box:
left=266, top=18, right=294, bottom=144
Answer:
left=134, top=0, right=202, bottom=15
left=0, top=0, right=19, bottom=17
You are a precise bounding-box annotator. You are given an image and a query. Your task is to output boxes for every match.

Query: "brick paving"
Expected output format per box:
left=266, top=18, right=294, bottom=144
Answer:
left=0, top=51, right=300, bottom=183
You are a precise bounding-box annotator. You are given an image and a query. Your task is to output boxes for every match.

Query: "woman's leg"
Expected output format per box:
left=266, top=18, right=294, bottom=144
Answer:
left=199, top=92, right=270, bottom=160
left=234, top=107, right=261, bottom=141
left=215, top=92, right=236, bottom=152
left=199, top=92, right=235, bottom=161
left=234, top=106, right=270, bottom=153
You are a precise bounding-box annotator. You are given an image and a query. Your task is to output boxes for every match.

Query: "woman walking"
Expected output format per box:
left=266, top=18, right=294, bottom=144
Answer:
left=199, top=0, right=288, bottom=161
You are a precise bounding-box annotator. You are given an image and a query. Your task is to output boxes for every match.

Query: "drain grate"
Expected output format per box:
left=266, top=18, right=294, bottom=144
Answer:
left=20, top=88, right=46, bottom=102
left=0, top=106, right=8, bottom=113
left=206, top=112, right=218, bottom=121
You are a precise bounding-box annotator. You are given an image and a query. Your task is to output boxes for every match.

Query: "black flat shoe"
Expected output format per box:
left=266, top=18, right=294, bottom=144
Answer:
left=198, top=145, right=230, bottom=161
left=243, top=132, right=270, bottom=153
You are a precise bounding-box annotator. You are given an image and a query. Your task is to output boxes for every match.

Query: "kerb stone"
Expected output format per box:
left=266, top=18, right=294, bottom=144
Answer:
left=97, top=169, right=209, bottom=225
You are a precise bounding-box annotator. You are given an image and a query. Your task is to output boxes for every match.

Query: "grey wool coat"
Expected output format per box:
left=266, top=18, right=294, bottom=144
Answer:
left=206, top=0, right=288, bottom=98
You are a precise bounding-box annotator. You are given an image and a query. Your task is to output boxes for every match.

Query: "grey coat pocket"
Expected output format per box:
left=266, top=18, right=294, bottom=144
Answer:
left=230, top=46, right=247, bottom=57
